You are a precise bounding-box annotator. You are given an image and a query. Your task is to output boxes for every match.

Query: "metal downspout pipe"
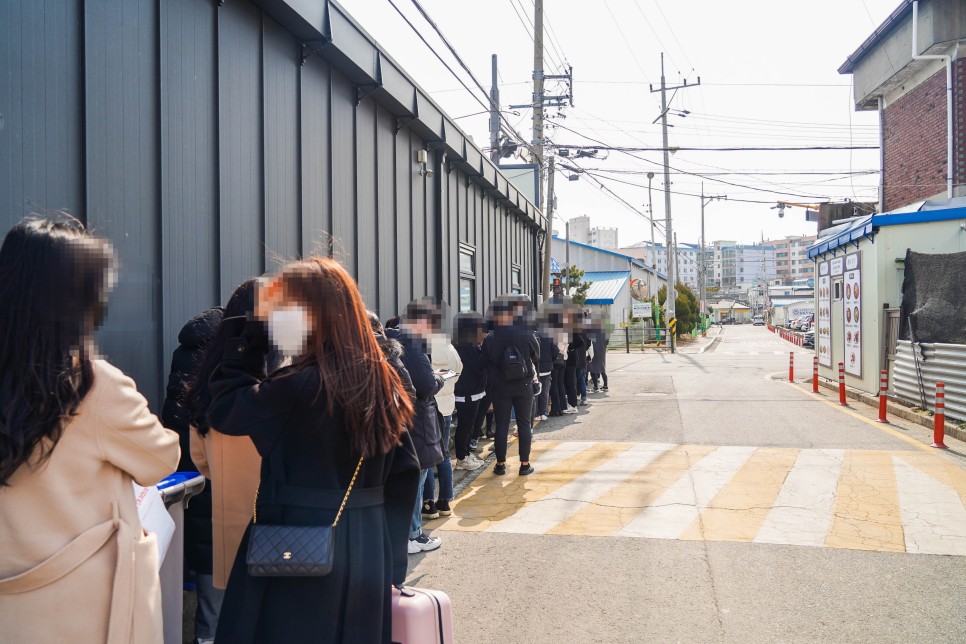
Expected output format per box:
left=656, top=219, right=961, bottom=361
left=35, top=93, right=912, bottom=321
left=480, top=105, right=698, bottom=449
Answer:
left=912, top=0, right=955, bottom=198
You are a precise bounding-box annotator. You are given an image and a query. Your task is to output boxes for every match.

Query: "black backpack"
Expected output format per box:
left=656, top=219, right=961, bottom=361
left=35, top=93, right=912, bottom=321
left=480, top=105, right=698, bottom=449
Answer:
left=501, top=344, right=529, bottom=381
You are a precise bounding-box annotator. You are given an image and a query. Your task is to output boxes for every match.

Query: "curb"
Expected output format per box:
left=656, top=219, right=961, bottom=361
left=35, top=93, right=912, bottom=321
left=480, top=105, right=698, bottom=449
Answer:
left=800, top=377, right=966, bottom=444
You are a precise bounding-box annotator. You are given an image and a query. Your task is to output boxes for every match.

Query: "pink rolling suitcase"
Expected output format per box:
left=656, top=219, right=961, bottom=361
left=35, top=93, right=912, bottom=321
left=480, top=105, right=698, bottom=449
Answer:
left=391, top=586, right=454, bottom=643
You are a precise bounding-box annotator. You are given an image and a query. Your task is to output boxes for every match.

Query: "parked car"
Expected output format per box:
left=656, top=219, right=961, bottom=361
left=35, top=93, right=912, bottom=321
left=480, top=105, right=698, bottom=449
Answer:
left=752, top=315, right=765, bottom=326
left=803, top=330, right=815, bottom=348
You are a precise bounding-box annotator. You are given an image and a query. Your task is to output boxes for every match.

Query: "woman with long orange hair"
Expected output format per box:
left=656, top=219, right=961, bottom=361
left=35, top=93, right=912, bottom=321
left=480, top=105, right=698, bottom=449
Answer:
left=205, top=257, right=419, bottom=643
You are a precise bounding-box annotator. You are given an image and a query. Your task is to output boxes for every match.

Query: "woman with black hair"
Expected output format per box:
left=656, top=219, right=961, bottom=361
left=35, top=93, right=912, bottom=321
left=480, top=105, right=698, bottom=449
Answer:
left=0, top=218, right=180, bottom=642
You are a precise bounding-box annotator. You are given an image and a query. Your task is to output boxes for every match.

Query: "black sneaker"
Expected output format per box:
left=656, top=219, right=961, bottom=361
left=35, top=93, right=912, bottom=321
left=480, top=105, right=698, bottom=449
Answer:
left=493, top=463, right=507, bottom=475
left=421, top=500, right=439, bottom=520
left=602, top=386, right=609, bottom=392
left=519, top=463, right=534, bottom=476
left=436, top=499, right=452, bottom=516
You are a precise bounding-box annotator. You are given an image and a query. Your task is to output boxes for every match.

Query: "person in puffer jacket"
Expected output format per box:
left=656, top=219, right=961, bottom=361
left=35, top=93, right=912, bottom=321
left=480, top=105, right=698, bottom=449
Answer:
left=385, top=300, right=445, bottom=555
left=161, top=306, right=224, bottom=644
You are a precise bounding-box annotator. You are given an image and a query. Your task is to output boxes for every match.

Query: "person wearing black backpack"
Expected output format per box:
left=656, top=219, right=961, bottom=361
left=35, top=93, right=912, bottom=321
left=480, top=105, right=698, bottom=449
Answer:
left=481, top=297, right=540, bottom=476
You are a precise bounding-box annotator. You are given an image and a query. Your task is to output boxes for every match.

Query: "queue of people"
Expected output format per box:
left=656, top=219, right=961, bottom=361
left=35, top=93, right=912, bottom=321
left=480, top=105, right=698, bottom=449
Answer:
left=0, top=217, right=609, bottom=643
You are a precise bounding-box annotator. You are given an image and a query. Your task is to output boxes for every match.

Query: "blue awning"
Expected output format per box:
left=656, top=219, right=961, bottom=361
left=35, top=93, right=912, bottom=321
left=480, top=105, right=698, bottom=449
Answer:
left=582, top=271, right=630, bottom=305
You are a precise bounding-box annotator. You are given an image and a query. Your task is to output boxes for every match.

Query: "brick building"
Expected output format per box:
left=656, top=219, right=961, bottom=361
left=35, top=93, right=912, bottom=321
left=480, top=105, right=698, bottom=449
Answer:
left=839, top=0, right=966, bottom=211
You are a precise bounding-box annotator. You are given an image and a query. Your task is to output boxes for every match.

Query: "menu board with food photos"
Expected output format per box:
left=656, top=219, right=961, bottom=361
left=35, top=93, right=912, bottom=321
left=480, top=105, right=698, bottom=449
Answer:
left=843, top=252, right=862, bottom=376
left=817, top=262, right=832, bottom=367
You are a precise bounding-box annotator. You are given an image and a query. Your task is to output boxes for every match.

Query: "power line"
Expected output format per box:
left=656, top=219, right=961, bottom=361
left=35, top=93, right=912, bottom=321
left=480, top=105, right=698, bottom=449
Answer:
left=555, top=144, right=879, bottom=152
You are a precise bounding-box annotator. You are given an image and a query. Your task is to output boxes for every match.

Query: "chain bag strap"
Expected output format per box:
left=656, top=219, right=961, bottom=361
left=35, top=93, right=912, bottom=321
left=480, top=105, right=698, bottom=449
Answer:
left=246, top=456, right=364, bottom=577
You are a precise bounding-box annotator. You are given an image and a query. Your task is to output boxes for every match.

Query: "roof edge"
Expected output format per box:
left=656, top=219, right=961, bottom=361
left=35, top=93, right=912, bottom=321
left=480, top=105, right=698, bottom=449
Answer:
left=839, top=0, right=913, bottom=74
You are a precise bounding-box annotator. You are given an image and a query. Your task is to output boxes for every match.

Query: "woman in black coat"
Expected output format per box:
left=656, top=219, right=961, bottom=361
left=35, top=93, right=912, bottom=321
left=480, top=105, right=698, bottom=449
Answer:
left=207, top=258, right=420, bottom=644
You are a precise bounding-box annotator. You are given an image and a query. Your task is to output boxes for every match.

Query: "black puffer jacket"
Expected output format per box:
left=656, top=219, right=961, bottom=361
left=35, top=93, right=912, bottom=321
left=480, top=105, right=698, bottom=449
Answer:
left=385, top=327, right=444, bottom=469
left=537, top=332, right=559, bottom=375
left=567, top=333, right=589, bottom=368
left=161, top=306, right=223, bottom=575
left=482, top=324, right=540, bottom=398
left=376, top=332, right=416, bottom=399
left=453, top=343, right=486, bottom=398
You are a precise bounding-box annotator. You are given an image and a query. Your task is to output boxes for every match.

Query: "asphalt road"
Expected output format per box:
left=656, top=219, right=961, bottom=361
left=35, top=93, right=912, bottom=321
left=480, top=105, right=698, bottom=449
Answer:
left=409, top=325, right=966, bottom=643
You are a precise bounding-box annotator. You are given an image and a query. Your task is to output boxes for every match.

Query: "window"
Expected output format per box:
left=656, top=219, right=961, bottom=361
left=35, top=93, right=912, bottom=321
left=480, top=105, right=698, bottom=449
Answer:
left=459, top=246, right=476, bottom=312
left=833, top=278, right=843, bottom=301
left=511, top=266, right=522, bottom=295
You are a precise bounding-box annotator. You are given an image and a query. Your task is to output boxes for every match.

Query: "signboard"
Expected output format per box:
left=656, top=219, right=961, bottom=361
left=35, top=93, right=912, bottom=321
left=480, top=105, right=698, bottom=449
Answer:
left=632, top=301, right=652, bottom=319
left=843, top=252, right=862, bottom=376
left=830, top=257, right=844, bottom=276
left=817, top=262, right=832, bottom=367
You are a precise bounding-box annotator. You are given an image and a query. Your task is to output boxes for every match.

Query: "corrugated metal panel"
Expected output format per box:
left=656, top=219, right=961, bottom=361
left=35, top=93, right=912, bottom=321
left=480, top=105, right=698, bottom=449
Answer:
left=893, top=341, right=966, bottom=420
left=0, top=0, right=85, bottom=228
left=410, top=137, right=427, bottom=296
left=218, top=1, right=264, bottom=296
left=394, top=128, right=413, bottom=311
left=330, top=73, right=355, bottom=273
left=160, top=0, right=220, bottom=383
left=85, top=0, right=162, bottom=405
left=583, top=272, right=631, bottom=304
left=299, top=55, right=332, bottom=256
left=263, top=15, right=301, bottom=265
left=355, top=97, right=378, bottom=306
left=376, top=106, right=397, bottom=318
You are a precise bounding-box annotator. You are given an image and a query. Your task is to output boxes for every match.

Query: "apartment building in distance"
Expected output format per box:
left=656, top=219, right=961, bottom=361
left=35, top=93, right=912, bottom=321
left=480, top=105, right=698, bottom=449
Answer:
left=618, top=241, right=701, bottom=290
left=721, top=245, right=777, bottom=291
left=564, top=215, right=619, bottom=249
left=763, top=235, right=818, bottom=283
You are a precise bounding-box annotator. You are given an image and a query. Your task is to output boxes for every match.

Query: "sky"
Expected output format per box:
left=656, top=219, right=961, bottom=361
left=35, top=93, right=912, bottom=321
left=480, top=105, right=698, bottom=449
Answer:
left=348, top=0, right=901, bottom=247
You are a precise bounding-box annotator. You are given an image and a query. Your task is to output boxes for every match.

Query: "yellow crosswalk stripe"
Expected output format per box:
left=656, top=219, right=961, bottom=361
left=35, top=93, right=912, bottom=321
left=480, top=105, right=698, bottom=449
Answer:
left=825, top=450, right=905, bottom=552
left=546, top=445, right=716, bottom=537
left=679, top=447, right=799, bottom=543
left=438, top=442, right=633, bottom=532
left=433, top=441, right=966, bottom=556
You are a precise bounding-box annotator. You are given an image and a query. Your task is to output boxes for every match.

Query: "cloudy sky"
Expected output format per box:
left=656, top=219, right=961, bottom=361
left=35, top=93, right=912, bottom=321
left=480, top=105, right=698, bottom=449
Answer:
left=349, top=0, right=899, bottom=247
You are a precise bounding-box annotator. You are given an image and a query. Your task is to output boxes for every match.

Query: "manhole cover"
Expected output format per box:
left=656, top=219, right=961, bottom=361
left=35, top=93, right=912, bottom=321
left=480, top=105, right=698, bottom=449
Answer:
left=634, top=392, right=669, bottom=397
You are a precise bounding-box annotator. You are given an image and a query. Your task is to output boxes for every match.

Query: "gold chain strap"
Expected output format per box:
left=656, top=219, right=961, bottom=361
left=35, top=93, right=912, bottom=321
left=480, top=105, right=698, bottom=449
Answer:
left=252, top=455, right=365, bottom=527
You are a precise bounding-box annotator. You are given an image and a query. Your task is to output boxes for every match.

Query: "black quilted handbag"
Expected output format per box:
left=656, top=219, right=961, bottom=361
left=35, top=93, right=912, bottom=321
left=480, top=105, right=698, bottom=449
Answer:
left=246, top=456, right=363, bottom=577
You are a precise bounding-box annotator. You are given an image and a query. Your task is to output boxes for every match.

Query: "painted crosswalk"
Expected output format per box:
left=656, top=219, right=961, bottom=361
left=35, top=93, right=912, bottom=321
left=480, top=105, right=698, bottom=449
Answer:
left=433, top=441, right=966, bottom=556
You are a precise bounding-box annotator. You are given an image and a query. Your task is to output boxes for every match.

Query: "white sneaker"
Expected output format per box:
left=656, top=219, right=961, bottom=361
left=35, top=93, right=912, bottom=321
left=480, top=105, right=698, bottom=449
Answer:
left=562, top=408, right=578, bottom=415
left=456, top=457, right=483, bottom=470
left=468, top=453, right=485, bottom=465
left=408, top=533, right=442, bottom=554
left=539, top=415, right=549, bottom=421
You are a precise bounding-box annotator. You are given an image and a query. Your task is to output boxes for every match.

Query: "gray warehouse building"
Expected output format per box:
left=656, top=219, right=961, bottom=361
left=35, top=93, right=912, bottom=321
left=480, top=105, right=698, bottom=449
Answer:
left=1, top=0, right=545, bottom=407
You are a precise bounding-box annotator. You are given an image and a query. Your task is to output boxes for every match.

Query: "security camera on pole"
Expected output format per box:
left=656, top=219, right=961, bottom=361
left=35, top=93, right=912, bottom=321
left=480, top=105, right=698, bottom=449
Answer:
left=650, top=53, right=699, bottom=353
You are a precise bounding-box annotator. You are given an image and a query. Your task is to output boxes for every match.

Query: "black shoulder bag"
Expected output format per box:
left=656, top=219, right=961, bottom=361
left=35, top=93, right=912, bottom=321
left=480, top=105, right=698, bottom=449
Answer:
left=246, top=456, right=364, bottom=577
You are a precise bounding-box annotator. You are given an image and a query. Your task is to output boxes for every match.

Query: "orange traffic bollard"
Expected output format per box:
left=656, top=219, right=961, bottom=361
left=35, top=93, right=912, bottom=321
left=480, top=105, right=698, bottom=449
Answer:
left=838, top=363, right=847, bottom=406
left=812, top=356, right=819, bottom=393
left=932, top=382, right=948, bottom=449
left=788, top=352, right=794, bottom=382
left=876, top=370, right=889, bottom=424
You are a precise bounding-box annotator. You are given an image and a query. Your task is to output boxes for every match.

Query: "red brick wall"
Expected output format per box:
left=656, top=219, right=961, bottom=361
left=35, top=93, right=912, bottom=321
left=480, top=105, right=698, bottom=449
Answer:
left=882, top=67, right=948, bottom=210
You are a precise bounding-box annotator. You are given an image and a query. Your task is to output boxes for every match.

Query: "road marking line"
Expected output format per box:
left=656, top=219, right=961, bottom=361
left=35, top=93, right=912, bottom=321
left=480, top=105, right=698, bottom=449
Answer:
left=486, top=443, right=675, bottom=534
left=779, top=380, right=934, bottom=453
left=440, top=441, right=617, bottom=532
left=679, top=447, right=800, bottom=542
left=755, top=448, right=844, bottom=547
left=616, top=446, right=757, bottom=539
left=893, top=455, right=966, bottom=556
left=548, top=444, right=716, bottom=537
left=825, top=450, right=905, bottom=552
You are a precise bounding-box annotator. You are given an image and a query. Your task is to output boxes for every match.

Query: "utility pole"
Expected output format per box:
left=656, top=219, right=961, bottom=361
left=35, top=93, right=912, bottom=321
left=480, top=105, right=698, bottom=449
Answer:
left=531, top=0, right=550, bottom=304
left=646, top=171, right=656, bottom=298
left=650, top=53, right=699, bottom=352
left=542, top=156, right=555, bottom=301
left=564, top=219, right=571, bottom=297
left=699, top=182, right=726, bottom=323
left=489, top=54, right=500, bottom=163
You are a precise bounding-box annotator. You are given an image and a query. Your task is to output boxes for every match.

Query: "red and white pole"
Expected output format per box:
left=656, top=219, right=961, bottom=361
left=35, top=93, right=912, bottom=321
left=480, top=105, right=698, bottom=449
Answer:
left=932, top=382, right=948, bottom=449
left=812, top=355, right=819, bottom=393
left=788, top=352, right=794, bottom=382
left=838, top=363, right=847, bottom=406
left=877, top=370, right=889, bottom=424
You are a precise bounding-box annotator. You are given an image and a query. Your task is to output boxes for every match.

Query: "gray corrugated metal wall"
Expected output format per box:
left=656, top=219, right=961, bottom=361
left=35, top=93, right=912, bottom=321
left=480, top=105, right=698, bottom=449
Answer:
left=0, top=0, right=543, bottom=408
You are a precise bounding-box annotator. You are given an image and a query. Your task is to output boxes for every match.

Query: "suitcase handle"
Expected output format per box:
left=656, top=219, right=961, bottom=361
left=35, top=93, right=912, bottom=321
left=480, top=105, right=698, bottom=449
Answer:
left=395, top=584, right=416, bottom=598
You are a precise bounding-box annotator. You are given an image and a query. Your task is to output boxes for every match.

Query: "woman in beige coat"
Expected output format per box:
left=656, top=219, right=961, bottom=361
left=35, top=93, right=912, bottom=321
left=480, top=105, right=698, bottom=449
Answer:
left=0, top=219, right=180, bottom=644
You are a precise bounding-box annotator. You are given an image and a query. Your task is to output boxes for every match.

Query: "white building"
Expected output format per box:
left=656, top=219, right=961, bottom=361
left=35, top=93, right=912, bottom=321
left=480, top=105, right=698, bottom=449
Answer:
left=721, top=245, right=777, bottom=292
left=589, top=226, right=618, bottom=249
left=567, top=215, right=591, bottom=244
left=619, top=241, right=701, bottom=290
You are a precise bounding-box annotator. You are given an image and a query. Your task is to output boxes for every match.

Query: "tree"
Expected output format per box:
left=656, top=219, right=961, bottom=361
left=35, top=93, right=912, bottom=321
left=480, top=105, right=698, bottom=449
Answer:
left=562, top=265, right=592, bottom=306
left=658, top=283, right=699, bottom=336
